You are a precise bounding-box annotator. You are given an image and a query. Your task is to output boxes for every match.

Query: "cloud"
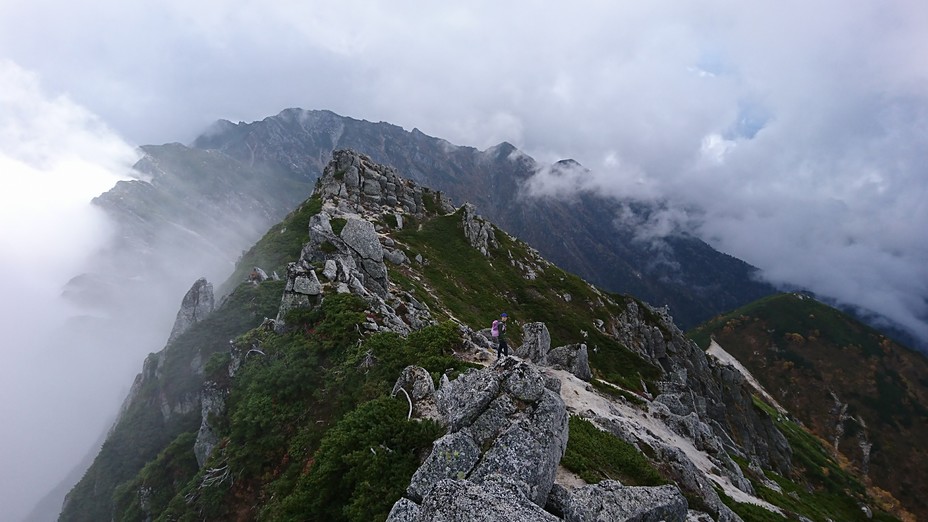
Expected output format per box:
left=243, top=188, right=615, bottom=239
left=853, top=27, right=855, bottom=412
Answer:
left=0, top=60, right=137, bottom=521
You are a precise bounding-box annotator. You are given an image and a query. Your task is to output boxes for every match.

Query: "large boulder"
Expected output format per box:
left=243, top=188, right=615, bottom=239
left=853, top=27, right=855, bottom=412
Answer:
left=563, top=481, right=689, bottom=522
left=406, top=430, right=481, bottom=502
left=415, top=475, right=560, bottom=522
left=547, top=343, right=592, bottom=381
left=516, top=322, right=551, bottom=365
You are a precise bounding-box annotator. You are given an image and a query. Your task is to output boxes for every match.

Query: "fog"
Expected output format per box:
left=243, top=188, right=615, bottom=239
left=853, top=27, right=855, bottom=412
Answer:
left=2, top=1, right=928, bottom=519
left=0, top=61, right=132, bottom=520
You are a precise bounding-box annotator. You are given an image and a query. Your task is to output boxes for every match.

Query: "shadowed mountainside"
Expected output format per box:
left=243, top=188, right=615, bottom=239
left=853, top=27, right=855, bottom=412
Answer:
left=690, top=292, right=928, bottom=520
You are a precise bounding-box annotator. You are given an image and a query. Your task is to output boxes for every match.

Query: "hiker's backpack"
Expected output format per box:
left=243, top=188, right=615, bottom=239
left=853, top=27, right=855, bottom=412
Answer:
left=491, top=320, right=500, bottom=337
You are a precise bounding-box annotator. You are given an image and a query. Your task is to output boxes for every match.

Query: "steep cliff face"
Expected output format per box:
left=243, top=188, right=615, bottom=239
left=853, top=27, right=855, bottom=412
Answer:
left=62, top=151, right=902, bottom=521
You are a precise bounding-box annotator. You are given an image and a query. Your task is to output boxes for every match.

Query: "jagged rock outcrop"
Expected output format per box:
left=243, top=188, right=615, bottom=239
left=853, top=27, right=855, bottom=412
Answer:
left=317, top=149, right=455, bottom=215
left=167, top=278, right=214, bottom=344
left=517, top=322, right=551, bottom=365
left=391, top=358, right=569, bottom=517
left=461, top=202, right=498, bottom=256
left=408, top=475, right=561, bottom=521
left=275, top=150, right=460, bottom=335
left=276, top=261, right=323, bottom=322
left=388, top=355, right=723, bottom=521
left=613, top=300, right=792, bottom=476
left=193, top=381, right=226, bottom=467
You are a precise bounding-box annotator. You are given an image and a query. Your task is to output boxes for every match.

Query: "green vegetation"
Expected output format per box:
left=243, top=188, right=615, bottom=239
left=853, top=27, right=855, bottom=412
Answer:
left=112, top=432, right=200, bottom=520
left=689, top=292, right=928, bottom=520
left=689, top=293, right=884, bottom=356
left=274, top=397, right=443, bottom=521
left=330, top=217, right=348, bottom=235
left=116, top=292, right=473, bottom=522
left=561, top=416, right=664, bottom=486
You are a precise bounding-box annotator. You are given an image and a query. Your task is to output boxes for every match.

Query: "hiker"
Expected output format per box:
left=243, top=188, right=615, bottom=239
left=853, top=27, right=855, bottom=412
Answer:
left=492, top=312, right=509, bottom=359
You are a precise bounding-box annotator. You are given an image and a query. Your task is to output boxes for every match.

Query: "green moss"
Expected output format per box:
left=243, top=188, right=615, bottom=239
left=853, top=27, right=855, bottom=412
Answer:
left=331, top=217, right=348, bottom=236
left=562, top=416, right=665, bottom=486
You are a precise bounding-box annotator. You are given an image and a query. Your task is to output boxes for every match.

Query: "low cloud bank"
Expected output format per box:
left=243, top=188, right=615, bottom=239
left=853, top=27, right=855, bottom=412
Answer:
left=0, top=60, right=139, bottom=522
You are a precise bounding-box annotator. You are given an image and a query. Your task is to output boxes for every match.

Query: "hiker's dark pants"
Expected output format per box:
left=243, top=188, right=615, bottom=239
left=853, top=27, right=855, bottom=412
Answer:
left=497, top=338, right=509, bottom=358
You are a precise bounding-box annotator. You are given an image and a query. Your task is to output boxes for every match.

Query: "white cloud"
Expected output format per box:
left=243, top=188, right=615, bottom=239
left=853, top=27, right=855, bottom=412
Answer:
left=0, top=60, right=136, bottom=522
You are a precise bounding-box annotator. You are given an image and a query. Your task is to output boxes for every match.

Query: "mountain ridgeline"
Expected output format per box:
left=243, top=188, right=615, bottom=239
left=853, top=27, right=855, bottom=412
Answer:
left=61, top=151, right=908, bottom=521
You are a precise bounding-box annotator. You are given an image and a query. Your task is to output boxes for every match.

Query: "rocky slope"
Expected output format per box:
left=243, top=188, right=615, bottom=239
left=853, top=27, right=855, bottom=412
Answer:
left=61, top=151, right=902, bottom=521
left=690, top=293, right=928, bottom=521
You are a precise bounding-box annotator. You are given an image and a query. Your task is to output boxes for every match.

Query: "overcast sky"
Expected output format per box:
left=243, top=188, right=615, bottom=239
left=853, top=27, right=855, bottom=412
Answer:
left=1, top=1, right=927, bottom=520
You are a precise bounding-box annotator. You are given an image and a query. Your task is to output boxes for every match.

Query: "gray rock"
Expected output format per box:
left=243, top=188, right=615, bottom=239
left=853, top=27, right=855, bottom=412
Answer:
left=516, top=322, right=551, bottom=365
left=469, top=395, right=517, bottom=447
left=392, top=365, right=436, bottom=402
left=543, top=373, right=562, bottom=393
left=545, top=483, right=571, bottom=518
left=386, top=498, right=420, bottom=522
left=415, top=476, right=560, bottom=522
left=547, top=343, right=592, bottom=381
left=250, top=266, right=269, bottom=282
left=340, top=218, right=384, bottom=262
left=500, top=358, right=547, bottom=402
left=384, top=248, right=409, bottom=265
left=322, top=259, right=337, bottom=281
left=406, top=430, right=481, bottom=502
left=292, top=270, right=322, bottom=296
left=461, top=203, right=498, bottom=256
left=277, top=262, right=322, bottom=323
left=564, top=481, right=689, bottom=522
left=469, top=389, right=568, bottom=506
left=193, top=381, right=225, bottom=467
left=436, top=368, right=502, bottom=431
left=168, top=278, right=214, bottom=344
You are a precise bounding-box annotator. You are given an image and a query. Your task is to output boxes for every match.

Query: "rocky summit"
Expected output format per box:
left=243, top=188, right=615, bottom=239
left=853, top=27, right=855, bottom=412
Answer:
left=60, top=150, right=908, bottom=521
